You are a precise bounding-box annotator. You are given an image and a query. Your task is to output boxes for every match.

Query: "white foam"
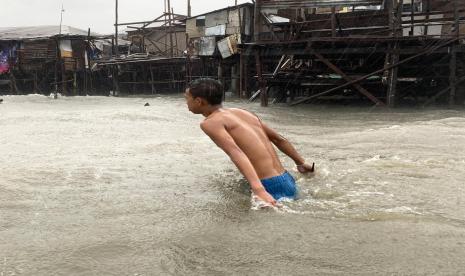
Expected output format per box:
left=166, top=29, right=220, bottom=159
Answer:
left=384, top=206, right=422, bottom=215
left=362, top=155, right=381, bottom=163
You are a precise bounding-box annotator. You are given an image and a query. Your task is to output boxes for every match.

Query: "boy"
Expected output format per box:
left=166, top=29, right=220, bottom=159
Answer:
left=185, top=78, right=314, bottom=206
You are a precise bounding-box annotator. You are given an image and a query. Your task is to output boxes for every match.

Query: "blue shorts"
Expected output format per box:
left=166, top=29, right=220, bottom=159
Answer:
left=261, top=171, right=297, bottom=200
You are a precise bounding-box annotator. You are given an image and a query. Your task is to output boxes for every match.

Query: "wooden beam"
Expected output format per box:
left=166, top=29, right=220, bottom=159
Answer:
left=290, top=37, right=459, bottom=106
left=311, top=50, right=385, bottom=106
left=422, top=76, right=465, bottom=107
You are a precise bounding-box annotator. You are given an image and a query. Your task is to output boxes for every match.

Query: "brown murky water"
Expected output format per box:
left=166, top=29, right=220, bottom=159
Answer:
left=1, top=95, right=465, bottom=275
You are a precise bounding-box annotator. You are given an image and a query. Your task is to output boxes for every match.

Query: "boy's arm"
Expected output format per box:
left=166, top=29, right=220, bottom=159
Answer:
left=260, top=121, right=314, bottom=173
left=200, top=120, right=277, bottom=205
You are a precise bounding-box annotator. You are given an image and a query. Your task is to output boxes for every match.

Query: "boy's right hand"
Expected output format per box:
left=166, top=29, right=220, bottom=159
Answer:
left=254, top=188, right=277, bottom=206
left=297, top=162, right=315, bottom=173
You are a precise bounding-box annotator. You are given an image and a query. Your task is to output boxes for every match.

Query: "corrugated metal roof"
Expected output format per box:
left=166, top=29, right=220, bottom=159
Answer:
left=0, top=25, right=99, bottom=40
left=261, top=0, right=383, bottom=8
left=186, top=3, right=253, bottom=20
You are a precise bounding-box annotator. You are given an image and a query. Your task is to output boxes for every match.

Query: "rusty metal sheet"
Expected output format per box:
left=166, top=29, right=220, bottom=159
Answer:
left=205, top=25, right=226, bottom=36
left=205, top=10, right=228, bottom=28
left=217, top=34, right=240, bottom=59
left=199, top=36, right=216, bottom=56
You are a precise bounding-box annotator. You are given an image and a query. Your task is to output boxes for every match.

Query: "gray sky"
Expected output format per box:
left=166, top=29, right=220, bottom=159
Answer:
left=2, top=0, right=251, bottom=34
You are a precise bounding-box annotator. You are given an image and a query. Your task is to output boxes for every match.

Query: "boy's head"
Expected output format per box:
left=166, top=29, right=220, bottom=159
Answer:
left=185, top=78, right=223, bottom=113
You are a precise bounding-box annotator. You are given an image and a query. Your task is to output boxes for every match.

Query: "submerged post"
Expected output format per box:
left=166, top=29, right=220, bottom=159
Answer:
left=449, top=0, right=459, bottom=106
left=386, top=0, right=402, bottom=107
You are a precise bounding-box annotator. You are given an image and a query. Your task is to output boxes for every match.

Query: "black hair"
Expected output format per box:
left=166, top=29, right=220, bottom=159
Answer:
left=187, top=78, right=223, bottom=105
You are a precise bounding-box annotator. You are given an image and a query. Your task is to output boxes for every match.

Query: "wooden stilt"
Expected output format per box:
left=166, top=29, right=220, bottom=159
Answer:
left=9, top=72, right=19, bottom=94
left=113, top=65, right=120, bottom=96
left=386, top=0, right=402, bottom=107
left=449, top=44, right=457, bottom=106
left=239, top=52, right=244, bottom=98
left=424, top=0, right=431, bottom=36
left=33, top=71, right=38, bottom=93
left=73, top=71, right=77, bottom=96
left=218, top=59, right=224, bottom=99
left=255, top=50, right=268, bottom=107
left=150, top=65, right=155, bottom=94
left=61, top=61, right=67, bottom=96
left=387, top=42, right=399, bottom=107
left=242, top=51, right=249, bottom=98
left=132, top=71, right=137, bottom=94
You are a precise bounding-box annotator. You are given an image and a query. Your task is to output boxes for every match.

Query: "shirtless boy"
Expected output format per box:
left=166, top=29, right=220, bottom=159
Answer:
left=185, top=78, right=314, bottom=206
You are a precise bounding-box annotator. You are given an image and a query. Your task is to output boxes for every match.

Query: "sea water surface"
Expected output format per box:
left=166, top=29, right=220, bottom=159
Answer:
left=1, top=94, right=465, bottom=275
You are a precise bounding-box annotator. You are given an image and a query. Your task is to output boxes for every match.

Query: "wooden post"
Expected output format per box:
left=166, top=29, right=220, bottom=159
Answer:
left=386, top=0, right=402, bottom=107
left=218, top=59, right=224, bottom=99
left=387, top=42, right=400, bottom=107
left=61, top=60, right=67, bottom=96
left=255, top=50, right=268, bottom=107
left=240, top=50, right=250, bottom=98
left=410, top=0, right=414, bottom=36
left=454, top=0, right=459, bottom=38
left=115, top=0, right=119, bottom=56
left=133, top=70, right=137, bottom=94
left=113, top=65, right=120, bottom=96
left=86, top=28, right=90, bottom=95
left=142, top=64, right=147, bottom=93
left=73, top=71, right=77, bottom=95
left=449, top=45, right=457, bottom=106
left=150, top=65, right=155, bottom=94
left=232, top=63, right=239, bottom=97
left=424, top=0, right=431, bottom=36
left=9, top=72, right=18, bottom=94
left=167, top=0, right=174, bottom=57
left=89, top=64, right=94, bottom=94
left=253, top=0, right=262, bottom=42
left=187, top=0, right=191, bottom=17
left=33, top=71, right=38, bottom=93
left=331, top=7, right=337, bottom=38
left=54, top=39, right=59, bottom=98
left=239, top=51, right=245, bottom=98
left=84, top=68, right=88, bottom=95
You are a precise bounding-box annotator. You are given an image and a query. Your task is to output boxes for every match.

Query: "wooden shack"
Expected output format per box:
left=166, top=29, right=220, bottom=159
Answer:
left=0, top=26, right=108, bottom=95
left=241, top=0, right=465, bottom=107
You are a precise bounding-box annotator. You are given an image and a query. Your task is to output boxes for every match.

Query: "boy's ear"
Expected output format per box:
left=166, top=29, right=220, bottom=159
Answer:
left=196, top=97, right=208, bottom=106
left=193, top=97, right=201, bottom=104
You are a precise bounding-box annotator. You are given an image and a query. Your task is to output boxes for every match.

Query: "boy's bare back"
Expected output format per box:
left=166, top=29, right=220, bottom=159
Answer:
left=201, top=108, right=285, bottom=179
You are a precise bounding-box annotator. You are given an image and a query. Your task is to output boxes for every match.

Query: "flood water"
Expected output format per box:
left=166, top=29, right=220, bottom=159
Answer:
left=1, top=94, right=465, bottom=275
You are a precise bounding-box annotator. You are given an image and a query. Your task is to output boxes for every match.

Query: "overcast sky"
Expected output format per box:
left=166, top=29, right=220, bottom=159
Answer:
left=2, top=0, right=251, bottom=34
